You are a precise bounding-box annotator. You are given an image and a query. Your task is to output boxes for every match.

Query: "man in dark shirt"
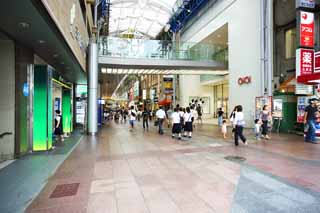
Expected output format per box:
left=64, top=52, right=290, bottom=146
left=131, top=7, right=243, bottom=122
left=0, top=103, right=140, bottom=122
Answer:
left=217, top=108, right=224, bottom=127
left=142, top=107, right=150, bottom=131
left=304, top=99, right=318, bottom=143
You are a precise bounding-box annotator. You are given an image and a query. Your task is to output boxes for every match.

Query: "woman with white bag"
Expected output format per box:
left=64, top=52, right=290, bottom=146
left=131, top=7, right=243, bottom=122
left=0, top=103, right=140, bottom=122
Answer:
left=233, top=105, right=248, bottom=146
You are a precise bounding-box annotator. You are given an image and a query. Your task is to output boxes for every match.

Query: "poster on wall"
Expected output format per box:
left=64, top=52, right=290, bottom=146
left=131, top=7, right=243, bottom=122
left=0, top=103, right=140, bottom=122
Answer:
left=273, top=99, right=283, bottom=118
left=296, top=0, right=315, bottom=9
left=189, top=96, right=210, bottom=114
left=297, top=96, right=309, bottom=123
left=299, top=11, right=314, bottom=48
left=255, top=96, right=273, bottom=119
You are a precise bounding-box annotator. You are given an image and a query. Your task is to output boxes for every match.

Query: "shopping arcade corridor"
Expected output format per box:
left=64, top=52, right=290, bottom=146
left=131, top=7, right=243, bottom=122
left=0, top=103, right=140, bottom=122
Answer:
left=26, top=122, right=320, bottom=213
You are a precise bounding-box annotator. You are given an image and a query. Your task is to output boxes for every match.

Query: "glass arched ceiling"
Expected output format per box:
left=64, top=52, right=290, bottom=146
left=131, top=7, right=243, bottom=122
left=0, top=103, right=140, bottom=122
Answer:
left=109, top=0, right=176, bottom=38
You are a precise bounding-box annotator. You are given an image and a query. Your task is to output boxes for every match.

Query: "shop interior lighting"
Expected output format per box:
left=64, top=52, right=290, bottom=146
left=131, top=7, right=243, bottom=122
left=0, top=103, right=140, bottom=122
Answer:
left=101, top=68, right=107, bottom=73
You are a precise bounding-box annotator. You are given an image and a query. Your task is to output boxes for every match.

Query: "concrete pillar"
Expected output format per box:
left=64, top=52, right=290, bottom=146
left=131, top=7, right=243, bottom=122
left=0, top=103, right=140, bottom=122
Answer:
left=88, top=41, right=98, bottom=135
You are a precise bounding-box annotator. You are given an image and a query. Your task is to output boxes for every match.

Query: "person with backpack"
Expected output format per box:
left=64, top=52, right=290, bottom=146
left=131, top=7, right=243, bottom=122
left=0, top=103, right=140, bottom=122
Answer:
left=128, top=105, right=137, bottom=131
left=183, top=107, right=194, bottom=138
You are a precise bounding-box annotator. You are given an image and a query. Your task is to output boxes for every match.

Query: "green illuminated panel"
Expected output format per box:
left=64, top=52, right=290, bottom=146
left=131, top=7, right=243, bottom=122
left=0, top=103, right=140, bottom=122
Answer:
left=33, top=66, right=53, bottom=151
left=62, top=89, right=71, bottom=133
left=33, top=67, right=47, bottom=151
left=47, top=69, right=53, bottom=149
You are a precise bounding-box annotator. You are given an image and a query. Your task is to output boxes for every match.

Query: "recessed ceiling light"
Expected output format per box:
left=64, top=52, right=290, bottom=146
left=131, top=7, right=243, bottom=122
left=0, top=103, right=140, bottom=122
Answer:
left=38, top=40, right=45, bottom=44
left=53, top=54, right=59, bottom=58
left=18, top=22, right=30, bottom=29
left=61, top=62, right=65, bottom=65
left=101, top=68, right=107, bottom=73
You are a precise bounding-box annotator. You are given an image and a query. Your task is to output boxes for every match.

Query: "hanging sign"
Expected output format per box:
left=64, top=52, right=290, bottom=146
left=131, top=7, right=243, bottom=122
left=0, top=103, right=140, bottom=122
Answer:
left=300, top=11, right=314, bottom=48
left=163, top=76, right=173, bottom=94
left=296, top=48, right=314, bottom=80
left=296, top=0, right=315, bottom=9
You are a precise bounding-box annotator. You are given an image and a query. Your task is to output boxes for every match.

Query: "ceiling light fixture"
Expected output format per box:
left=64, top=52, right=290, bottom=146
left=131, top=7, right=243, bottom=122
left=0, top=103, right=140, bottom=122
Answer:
left=38, top=40, right=45, bottom=44
left=18, top=22, right=30, bottom=29
left=101, top=68, right=107, bottom=73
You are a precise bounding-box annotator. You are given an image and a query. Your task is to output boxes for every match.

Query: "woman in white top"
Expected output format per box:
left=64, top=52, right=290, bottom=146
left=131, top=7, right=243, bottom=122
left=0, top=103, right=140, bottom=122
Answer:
left=233, top=105, right=247, bottom=146
left=183, top=107, right=194, bottom=138
left=128, top=106, right=137, bottom=130
left=171, top=108, right=182, bottom=140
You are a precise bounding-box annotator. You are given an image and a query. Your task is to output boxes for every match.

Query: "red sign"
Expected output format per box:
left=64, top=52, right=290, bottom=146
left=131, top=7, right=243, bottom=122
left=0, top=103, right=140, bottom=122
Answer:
left=238, top=76, right=252, bottom=85
left=300, top=11, right=314, bottom=47
left=315, top=51, right=320, bottom=73
left=296, top=48, right=314, bottom=80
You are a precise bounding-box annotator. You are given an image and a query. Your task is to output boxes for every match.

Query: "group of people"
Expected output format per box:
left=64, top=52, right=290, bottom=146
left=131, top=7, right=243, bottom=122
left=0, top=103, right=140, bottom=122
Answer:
left=219, top=104, right=272, bottom=146
left=155, top=103, right=202, bottom=140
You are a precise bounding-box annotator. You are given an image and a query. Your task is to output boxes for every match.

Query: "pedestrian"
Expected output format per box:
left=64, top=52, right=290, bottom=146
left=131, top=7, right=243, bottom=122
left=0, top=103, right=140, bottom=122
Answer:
left=54, top=110, right=64, bottom=143
left=304, top=98, right=318, bottom=144
left=221, top=120, right=227, bottom=139
left=233, top=105, right=248, bottom=146
left=218, top=108, right=224, bottom=127
left=156, top=106, right=166, bottom=135
left=196, top=104, right=202, bottom=124
left=142, top=107, right=149, bottom=131
left=171, top=108, right=182, bottom=140
left=254, top=119, right=262, bottom=140
left=128, top=105, right=136, bottom=130
left=191, top=106, right=198, bottom=128
left=179, top=107, right=185, bottom=133
left=183, top=107, right=193, bottom=138
left=260, top=105, right=272, bottom=140
left=230, top=106, right=238, bottom=136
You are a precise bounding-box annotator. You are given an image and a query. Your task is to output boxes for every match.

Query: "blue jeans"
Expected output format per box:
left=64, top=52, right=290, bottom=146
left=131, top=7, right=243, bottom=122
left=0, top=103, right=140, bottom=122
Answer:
left=305, top=120, right=316, bottom=143
left=218, top=116, right=223, bottom=127
left=158, top=119, right=164, bottom=134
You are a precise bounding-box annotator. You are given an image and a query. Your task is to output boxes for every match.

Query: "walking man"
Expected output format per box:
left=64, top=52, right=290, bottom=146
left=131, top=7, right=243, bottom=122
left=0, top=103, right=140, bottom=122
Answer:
left=142, top=107, right=150, bottom=131
left=156, top=106, right=166, bottom=135
left=304, top=98, right=318, bottom=144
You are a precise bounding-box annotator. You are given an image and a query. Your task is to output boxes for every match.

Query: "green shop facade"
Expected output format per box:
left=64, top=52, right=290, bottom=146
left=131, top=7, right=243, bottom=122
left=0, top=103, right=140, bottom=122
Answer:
left=26, top=65, right=74, bottom=152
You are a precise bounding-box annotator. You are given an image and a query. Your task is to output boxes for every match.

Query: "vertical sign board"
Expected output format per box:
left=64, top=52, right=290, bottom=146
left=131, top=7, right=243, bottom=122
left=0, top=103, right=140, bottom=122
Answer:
left=296, top=48, right=314, bottom=81
left=300, top=11, right=314, bottom=48
left=314, top=51, right=320, bottom=73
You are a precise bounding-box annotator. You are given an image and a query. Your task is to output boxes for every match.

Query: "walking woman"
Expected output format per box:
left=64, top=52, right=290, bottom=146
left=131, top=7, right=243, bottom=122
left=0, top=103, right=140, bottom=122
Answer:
left=260, top=105, right=272, bottom=140
left=171, top=108, right=182, bottom=140
left=233, top=105, right=247, bottom=146
left=183, top=107, right=194, bottom=138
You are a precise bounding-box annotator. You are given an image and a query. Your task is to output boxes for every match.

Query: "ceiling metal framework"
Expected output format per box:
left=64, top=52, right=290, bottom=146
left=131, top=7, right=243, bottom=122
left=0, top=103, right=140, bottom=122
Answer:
left=101, top=68, right=228, bottom=75
left=169, top=0, right=215, bottom=33
left=108, top=0, right=176, bottom=38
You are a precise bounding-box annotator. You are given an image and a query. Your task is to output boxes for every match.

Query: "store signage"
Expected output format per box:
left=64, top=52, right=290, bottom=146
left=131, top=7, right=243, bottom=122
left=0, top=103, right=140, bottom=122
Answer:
left=314, top=51, right=320, bottom=73
left=296, top=48, right=314, bottom=78
left=238, top=76, right=252, bottom=85
left=300, top=11, right=314, bottom=47
left=296, top=83, right=313, bottom=95
left=296, top=0, right=315, bottom=9
left=163, top=76, right=173, bottom=94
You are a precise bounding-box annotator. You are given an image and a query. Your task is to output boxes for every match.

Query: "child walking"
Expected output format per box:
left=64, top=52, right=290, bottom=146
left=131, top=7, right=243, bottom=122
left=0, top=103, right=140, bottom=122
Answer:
left=254, top=119, right=261, bottom=140
left=222, top=120, right=227, bottom=139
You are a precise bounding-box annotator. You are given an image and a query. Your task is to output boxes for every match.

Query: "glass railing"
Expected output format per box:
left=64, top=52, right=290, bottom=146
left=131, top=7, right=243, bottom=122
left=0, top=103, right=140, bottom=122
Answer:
left=98, top=36, right=228, bottom=62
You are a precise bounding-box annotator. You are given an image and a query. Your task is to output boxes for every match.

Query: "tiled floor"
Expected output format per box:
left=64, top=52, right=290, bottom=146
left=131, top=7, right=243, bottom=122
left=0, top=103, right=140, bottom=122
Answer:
left=26, top=122, right=320, bottom=213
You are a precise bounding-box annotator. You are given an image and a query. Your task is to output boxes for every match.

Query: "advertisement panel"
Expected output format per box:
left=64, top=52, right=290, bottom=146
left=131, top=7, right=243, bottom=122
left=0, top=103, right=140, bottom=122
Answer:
left=163, top=75, right=173, bottom=94
left=300, top=11, right=314, bottom=47
left=297, top=96, right=309, bottom=123
left=296, top=48, right=314, bottom=78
